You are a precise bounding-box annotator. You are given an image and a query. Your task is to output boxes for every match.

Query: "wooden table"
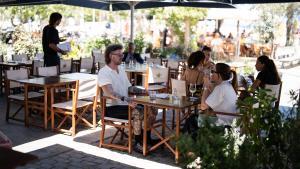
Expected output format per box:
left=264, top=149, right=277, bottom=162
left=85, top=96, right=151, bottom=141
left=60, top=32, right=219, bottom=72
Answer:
left=17, top=76, right=76, bottom=129
left=131, top=96, right=200, bottom=162
left=0, top=61, right=32, bottom=94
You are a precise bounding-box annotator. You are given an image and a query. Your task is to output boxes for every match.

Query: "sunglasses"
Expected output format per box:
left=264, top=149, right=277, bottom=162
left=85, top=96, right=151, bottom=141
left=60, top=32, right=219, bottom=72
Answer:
left=111, top=53, right=123, bottom=57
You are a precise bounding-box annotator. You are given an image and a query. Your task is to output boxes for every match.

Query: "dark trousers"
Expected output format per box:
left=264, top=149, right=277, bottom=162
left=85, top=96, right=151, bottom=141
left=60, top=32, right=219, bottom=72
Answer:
left=105, top=105, right=129, bottom=120
left=44, top=54, right=60, bottom=67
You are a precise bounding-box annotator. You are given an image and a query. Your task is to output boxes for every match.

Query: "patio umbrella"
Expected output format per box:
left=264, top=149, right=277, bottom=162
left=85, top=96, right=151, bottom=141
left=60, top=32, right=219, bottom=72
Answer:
left=105, top=0, right=235, bottom=41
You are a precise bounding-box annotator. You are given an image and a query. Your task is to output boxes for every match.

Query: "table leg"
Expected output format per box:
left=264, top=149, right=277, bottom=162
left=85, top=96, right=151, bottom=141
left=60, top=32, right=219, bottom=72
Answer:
left=24, top=84, right=29, bottom=127
left=143, top=105, right=148, bottom=156
left=175, top=109, right=180, bottom=163
left=44, top=87, right=48, bottom=130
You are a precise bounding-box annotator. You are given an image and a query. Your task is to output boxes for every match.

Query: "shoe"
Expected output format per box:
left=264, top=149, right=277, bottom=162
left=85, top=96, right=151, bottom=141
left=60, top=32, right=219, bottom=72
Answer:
left=133, top=142, right=143, bottom=154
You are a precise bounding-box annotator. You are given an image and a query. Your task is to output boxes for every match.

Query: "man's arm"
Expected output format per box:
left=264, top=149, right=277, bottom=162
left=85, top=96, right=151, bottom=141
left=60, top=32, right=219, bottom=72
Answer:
left=49, top=43, right=66, bottom=55
left=101, top=84, right=132, bottom=103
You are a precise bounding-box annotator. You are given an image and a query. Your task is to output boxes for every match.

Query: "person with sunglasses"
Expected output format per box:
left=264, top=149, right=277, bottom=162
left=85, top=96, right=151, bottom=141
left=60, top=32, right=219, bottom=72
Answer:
left=200, top=63, right=238, bottom=125
left=98, top=44, right=158, bottom=153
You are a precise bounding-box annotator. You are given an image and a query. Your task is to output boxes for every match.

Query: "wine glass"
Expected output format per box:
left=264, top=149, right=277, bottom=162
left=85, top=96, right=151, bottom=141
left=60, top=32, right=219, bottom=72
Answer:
left=189, top=83, right=197, bottom=99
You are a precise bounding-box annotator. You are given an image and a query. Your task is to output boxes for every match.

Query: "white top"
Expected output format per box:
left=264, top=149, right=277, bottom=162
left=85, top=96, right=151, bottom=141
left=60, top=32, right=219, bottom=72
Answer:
left=206, top=81, right=237, bottom=125
left=98, top=65, right=131, bottom=106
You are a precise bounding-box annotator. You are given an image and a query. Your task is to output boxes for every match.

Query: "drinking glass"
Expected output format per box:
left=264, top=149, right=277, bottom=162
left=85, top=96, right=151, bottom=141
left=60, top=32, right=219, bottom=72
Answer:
left=189, top=83, right=197, bottom=98
left=149, top=91, right=157, bottom=101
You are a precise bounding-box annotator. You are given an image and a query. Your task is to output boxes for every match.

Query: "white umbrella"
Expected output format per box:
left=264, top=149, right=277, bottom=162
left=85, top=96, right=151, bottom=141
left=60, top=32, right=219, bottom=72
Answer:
left=206, top=8, right=258, bottom=56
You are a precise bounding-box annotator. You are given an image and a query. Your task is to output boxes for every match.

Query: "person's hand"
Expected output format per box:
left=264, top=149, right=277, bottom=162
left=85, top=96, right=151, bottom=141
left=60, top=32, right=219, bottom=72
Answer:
left=124, top=97, right=137, bottom=108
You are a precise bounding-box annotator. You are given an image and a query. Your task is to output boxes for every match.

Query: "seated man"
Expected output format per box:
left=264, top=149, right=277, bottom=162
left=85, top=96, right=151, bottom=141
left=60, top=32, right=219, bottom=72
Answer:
left=98, top=44, right=157, bottom=153
left=123, top=42, right=144, bottom=64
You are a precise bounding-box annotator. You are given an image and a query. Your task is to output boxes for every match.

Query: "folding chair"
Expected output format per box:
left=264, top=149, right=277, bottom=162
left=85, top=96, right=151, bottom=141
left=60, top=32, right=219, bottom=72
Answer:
left=146, top=58, right=162, bottom=66
left=144, top=66, right=169, bottom=93
left=32, top=60, right=44, bottom=76
left=51, top=80, right=97, bottom=137
left=37, top=66, right=59, bottom=77
left=98, top=86, right=133, bottom=153
left=265, top=82, right=282, bottom=109
left=59, top=59, right=73, bottom=74
left=12, top=54, right=28, bottom=62
left=5, top=69, right=43, bottom=123
left=79, top=57, right=94, bottom=73
left=92, top=49, right=104, bottom=73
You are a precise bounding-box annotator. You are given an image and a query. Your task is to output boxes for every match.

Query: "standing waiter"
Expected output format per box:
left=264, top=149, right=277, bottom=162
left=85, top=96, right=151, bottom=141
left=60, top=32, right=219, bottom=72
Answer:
left=42, top=12, right=66, bottom=67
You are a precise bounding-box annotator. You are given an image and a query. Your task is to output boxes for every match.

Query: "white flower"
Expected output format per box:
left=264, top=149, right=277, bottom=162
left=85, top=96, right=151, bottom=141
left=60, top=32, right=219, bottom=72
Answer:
left=187, top=157, right=202, bottom=169
left=264, top=119, right=268, bottom=124
left=250, top=118, right=254, bottom=123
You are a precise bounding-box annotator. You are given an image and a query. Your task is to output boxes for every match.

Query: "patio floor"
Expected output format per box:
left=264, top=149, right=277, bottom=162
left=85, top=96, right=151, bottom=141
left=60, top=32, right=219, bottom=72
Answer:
left=0, top=65, right=299, bottom=169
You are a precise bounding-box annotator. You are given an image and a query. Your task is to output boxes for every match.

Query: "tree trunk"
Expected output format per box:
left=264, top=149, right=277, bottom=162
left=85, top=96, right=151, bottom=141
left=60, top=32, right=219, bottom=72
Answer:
left=285, top=4, right=294, bottom=46
left=184, top=17, right=190, bottom=52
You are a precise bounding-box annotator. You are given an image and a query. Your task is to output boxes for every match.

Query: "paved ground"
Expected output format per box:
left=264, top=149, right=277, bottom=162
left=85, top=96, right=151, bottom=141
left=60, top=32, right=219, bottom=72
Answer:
left=0, top=64, right=299, bottom=169
left=0, top=96, right=180, bottom=169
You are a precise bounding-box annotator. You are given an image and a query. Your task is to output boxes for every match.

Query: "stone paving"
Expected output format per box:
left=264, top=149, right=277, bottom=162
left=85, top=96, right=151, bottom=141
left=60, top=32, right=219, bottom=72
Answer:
left=0, top=96, right=180, bottom=169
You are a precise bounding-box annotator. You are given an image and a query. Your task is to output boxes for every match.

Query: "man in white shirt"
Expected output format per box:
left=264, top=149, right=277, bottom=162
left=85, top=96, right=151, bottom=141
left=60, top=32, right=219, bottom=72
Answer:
left=98, top=44, right=157, bottom=153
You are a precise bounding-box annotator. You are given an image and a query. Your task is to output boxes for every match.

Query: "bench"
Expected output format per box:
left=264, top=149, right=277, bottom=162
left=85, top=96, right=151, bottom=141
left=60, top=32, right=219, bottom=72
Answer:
left=273, top=46, right=300, bottom=68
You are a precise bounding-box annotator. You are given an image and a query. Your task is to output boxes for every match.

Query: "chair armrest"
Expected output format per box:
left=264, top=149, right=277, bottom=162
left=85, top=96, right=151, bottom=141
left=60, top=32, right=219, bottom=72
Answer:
left=210, top=111, right=242, bottom=117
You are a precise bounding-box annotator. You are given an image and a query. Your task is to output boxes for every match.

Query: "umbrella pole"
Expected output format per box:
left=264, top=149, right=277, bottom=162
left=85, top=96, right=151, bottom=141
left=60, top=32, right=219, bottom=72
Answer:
left=236, top=20, right=240, bottom=58
left=129, top=1, right=138, bottom=42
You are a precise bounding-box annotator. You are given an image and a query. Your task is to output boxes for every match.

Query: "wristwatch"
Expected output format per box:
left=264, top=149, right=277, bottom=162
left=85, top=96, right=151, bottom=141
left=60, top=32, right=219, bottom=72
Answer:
left=120, top=96, right=125, bottom=101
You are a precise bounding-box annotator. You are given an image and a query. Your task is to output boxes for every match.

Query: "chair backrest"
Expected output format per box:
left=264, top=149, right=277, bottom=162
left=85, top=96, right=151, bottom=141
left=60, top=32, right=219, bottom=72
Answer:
left=6, top=68, right=29, bottom=89
left=171, top=79, right=187, bottom=97
left=80, top=57, right=94, bottom=73
left=146, top=58, right=161, bottom=66
left=168, top=60, right=179, bottom=69
left=60, top=59, right=73, bottom=73
left=92, top=49, right=105, bottom=71
left=265, top=82, right=282, bottom=108
left=141, top=53, right=151, bottom=60
left=147, top=66, right=169, bottom=84
left=35, top=52, right=44, bottom=60
left=0, top=55, right=3, bottom=62
left=12, top=53, right=28, bottom=62
left=37, top=66, right=58, bottom=77
left=32, top=60, right=44, bottom=76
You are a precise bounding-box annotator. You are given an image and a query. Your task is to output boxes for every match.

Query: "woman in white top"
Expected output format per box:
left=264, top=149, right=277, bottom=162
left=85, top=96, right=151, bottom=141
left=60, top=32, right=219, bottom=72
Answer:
left=201, top=63, right=238, bottom=126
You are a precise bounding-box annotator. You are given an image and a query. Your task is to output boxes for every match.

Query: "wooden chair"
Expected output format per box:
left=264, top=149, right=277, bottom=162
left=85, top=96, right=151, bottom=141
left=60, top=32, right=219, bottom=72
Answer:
left=32, top=60, right=44, bottom=76
left=12, top=54, right=28, bottom=62
left=50, top=80, right=97, bottom=137
left=265, top=82, right=282, bottom=109
left=92, top=49, right=104, bottom=73
left=59, top=59, right=73, bottom=74
left=170, top=79, right=191, bottom=129
left=146, top=58, right=162, bottom=66
left=5, top=69, right=43, bottom=123
left=34, top=52, right=44, bottom=60
left=79, top=57, right=94, bottom=73
left=141, top=53, right=151, bottom=61
left=37, top=66, right=59, bottom=77
left=144, top=66, right=169, bottom=93
left=98, top=86, right=132, bottom=153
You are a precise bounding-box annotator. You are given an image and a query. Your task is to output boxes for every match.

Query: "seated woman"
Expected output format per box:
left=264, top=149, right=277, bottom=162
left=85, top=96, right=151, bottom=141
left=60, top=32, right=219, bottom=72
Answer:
left=251, top=55, right=281, bottom=90
left=181, top=51, right=205, bottom=95
left=201, top=63, right=238, bottom=126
